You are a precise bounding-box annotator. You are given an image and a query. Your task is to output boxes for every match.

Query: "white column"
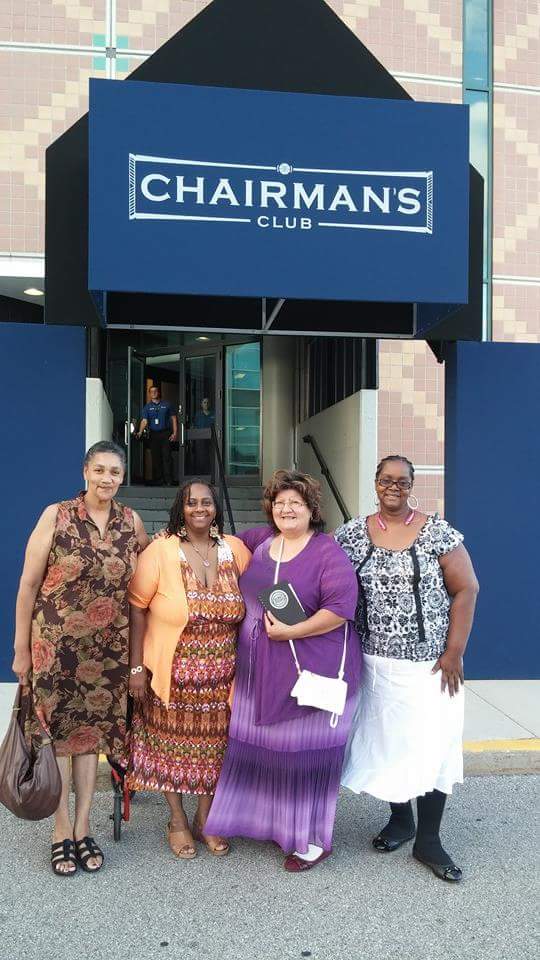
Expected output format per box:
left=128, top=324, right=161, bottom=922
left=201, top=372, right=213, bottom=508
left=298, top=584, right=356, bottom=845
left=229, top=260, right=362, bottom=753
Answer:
left=261, top=338, right=295, bottom=480
left=85, top=378, right=113, bottom=451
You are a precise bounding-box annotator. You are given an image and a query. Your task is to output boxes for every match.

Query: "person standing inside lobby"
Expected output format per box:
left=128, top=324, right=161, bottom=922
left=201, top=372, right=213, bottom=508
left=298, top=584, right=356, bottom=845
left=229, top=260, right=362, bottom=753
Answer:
left=136, top=385, right=177, bottom=486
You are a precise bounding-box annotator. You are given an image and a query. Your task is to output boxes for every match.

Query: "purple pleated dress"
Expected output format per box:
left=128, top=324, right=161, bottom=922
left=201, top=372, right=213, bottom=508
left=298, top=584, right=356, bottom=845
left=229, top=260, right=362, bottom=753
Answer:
left=205, top=527, right=361, bottom=854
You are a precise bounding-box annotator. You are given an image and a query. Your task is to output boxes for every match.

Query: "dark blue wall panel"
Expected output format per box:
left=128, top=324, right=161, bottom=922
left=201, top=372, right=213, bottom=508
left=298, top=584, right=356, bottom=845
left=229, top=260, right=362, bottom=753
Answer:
left=445, top=341, right=540, bottom=679
left=0, top=323, right=86, bottom=681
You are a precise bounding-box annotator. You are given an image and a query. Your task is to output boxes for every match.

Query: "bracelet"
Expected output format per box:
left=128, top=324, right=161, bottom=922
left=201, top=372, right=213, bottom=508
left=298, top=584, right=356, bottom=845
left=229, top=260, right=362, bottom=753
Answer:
left=130, top=665, right=143, bottom=675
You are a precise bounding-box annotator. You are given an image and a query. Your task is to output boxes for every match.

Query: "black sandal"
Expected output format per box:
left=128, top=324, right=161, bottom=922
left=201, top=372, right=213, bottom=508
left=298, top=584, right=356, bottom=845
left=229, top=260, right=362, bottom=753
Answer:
left=413, top=849, right=462, bottom=882
left=51, top=839, right=77, bottom=876
left=74, top=836, right=104, bottom=873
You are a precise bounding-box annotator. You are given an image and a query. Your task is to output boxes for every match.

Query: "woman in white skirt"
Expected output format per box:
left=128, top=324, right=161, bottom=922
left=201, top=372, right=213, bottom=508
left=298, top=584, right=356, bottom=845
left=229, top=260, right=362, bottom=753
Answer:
left=335, top=455, right=479, bottom=882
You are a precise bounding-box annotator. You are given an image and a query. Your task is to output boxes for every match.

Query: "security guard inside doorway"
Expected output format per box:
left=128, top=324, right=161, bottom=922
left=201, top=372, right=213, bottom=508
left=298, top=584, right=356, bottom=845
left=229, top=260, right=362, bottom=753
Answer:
left=136, top=385, right=178, bottom=486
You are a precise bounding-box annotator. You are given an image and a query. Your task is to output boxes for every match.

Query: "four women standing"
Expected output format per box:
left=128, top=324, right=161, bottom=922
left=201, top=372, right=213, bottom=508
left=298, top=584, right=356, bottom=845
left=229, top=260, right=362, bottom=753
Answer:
left=9, top=452, right=477, bottom=882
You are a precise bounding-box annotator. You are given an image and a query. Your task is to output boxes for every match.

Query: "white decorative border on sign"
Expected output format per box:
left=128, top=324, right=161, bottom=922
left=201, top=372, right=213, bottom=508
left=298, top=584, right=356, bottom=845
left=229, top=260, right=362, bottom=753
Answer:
left=128, top=154, right=433, bottom=235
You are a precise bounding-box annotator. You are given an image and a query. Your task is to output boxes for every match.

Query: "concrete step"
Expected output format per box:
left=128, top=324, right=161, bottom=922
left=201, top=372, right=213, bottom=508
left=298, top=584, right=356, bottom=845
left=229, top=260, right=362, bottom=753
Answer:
left=227, top=509, right=265, bottom=522
left=225, top=486, right=263, bottom=499
left=120, top=485, right=175, bottom=497
left=119, top=497, right=176, bottom=511
left=138, top=510, right=171, bottom=523
left=228, top=500, right=263, bottom=511
left=224, top=520, right=267, bottom=533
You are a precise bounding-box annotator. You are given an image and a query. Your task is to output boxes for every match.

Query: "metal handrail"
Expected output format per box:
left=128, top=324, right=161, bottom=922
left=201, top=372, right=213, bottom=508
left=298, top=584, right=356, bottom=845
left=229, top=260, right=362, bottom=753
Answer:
left=302, top=435, right=351, bottom=523
left=210, top=423, right=236, bottom=535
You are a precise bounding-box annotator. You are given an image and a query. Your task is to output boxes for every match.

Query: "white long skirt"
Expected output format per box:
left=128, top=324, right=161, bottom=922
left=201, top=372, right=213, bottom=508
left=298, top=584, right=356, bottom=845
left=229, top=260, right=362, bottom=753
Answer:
left=341, top=653, right=464, bottom=803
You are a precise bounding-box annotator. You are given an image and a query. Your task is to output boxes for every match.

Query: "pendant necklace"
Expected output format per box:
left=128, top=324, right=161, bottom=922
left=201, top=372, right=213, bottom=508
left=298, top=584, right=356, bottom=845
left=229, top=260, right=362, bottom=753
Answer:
left=187, top=538, right=212, bottom=567
left=376, top=510, right=415, bottom=531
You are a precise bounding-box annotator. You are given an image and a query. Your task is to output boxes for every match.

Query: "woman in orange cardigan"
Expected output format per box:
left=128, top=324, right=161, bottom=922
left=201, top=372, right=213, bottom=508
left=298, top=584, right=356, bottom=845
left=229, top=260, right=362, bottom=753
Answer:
left=126, top=479, right=250, bottom=859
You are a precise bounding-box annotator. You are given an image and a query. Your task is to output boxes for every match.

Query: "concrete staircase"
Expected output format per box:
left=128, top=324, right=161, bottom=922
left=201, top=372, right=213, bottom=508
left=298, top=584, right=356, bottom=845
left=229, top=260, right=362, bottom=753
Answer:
left=118, top=484, right=265, bottom=536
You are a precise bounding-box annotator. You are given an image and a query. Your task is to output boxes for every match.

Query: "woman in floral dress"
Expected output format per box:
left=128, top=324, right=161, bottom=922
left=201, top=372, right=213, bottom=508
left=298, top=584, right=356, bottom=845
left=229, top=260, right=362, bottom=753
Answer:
left=12, top=442, right=148, bottom=876
left=127, top=479, right=250, bottom=859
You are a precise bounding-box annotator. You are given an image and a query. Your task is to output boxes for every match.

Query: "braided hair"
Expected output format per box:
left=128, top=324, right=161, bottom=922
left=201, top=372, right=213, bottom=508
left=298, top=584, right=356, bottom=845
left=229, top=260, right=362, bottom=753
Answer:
left=167, top=478, right=224, bottom=537
left=375, top=455, right=415, bottom=483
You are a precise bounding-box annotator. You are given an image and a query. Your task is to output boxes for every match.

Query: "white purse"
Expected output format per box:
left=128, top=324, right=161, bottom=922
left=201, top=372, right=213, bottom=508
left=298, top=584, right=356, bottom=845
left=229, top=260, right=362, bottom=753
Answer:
left=272, top=538, right=348, bottom=728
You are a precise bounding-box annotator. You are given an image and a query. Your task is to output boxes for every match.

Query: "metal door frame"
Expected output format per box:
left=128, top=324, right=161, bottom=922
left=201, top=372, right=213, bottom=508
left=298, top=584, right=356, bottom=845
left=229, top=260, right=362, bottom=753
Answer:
left=126, top=345, right=146, bottom=485
left=178, top=344, right=223, bottom=481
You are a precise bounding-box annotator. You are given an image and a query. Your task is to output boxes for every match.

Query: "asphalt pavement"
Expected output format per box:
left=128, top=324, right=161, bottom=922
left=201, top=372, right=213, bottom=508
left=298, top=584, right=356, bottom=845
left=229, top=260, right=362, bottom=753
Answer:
left=1, top=776, right=537, bottom=960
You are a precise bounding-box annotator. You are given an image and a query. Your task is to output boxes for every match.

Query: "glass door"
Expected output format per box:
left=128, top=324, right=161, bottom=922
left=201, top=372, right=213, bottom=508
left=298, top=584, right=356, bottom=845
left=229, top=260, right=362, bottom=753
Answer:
left=225, top=342, right=261, bottom=477
left=126, top=347, right=145, bottom=485
left=179, top=348, right=222, bottom=481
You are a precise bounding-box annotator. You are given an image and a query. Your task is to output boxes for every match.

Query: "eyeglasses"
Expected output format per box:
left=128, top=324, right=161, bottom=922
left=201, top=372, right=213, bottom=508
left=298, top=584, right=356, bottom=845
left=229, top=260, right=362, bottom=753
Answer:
left=377, top=477, right=412, bottom=491
left=273, top=499, right=306, bottom=511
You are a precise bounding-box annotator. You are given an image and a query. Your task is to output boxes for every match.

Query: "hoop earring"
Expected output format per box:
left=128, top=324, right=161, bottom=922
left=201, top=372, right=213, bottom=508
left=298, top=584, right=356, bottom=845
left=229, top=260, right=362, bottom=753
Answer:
left=374, top=497, right=380, bottom=508
left=179, top=521, right=188, bottom=539
left=210, top=522, right=220, bottom=540
left=407, top=494, right=419, bottom=511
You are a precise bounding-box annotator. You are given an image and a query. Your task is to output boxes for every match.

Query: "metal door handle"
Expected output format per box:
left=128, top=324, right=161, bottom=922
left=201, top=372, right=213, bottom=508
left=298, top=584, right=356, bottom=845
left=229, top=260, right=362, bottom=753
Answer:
left=124, top=421, right=129, bottom=445
left=180, top=423, right=185, bottom=446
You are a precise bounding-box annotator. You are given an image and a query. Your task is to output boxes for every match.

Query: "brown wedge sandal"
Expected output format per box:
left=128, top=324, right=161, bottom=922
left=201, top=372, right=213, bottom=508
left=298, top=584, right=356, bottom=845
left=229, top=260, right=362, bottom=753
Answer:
left=192, top=818, right=230, bottom=857
left=166, top=823, right=197, bottom=860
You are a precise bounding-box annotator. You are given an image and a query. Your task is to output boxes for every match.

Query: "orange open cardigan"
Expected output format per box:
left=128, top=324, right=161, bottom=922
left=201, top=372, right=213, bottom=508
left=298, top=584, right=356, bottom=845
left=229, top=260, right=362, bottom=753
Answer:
left=128, top=533, right=251, bottom=705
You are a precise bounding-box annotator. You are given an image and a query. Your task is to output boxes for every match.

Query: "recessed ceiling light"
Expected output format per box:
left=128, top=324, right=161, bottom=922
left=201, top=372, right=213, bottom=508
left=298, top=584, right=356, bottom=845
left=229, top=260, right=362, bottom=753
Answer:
left=196, top=335, right=210, bottom=341
left=24, top=287, right=44, bottom=296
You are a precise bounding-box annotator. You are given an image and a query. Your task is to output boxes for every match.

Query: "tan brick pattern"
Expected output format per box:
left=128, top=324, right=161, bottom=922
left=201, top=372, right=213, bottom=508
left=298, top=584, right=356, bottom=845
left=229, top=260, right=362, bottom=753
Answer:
left=408, top=472, right=444, bottom=517
left=493, top=90, right=540, bottom=283
left=115, top=0, right=211, bottom=51
left=399, top=77, right=461, bottom=103
left=0, top=1, right=106, bottom=46
left=493, top=283, right=540, bottom=343
left=328, top=0, right=462, bottom=78
left=494, top=0, right=540, bottom=88
left=379, top=339, right=445, bottom=459
left=0, top=50, right=100, bottom=252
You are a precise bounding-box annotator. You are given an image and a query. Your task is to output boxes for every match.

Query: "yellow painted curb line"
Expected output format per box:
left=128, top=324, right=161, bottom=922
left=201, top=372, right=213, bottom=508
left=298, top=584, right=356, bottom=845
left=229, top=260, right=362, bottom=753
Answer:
left=98, top=743, right=540, bottom=761
left=464, top=739, right=540, bottom=753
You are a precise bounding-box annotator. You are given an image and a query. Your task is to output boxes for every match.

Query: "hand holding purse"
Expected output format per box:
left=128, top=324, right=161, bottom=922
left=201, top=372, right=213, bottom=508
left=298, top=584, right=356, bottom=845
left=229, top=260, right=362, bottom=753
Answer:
left=0, top=685, right=62, bottom=820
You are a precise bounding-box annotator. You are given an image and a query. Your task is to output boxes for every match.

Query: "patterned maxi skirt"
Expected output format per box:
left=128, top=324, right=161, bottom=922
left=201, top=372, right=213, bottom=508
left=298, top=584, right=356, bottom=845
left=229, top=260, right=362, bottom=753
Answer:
left=127, top=555, right=245, bottom=794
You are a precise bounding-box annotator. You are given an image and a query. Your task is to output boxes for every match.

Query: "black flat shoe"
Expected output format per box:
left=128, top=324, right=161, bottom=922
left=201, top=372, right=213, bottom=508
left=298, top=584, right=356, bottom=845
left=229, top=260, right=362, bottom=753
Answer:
left=74, top=836, right=104, bottom=873
left=51, top=839, right=77, bottom=876
left=372, top=832, right=415, bottom=852
left=413, top=849, right=462, bottom=882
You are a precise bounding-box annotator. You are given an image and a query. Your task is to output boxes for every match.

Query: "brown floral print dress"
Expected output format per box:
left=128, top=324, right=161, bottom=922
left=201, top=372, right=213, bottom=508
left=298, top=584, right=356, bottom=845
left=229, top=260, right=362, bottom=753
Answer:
left=31, top=493, right=140, bottom=758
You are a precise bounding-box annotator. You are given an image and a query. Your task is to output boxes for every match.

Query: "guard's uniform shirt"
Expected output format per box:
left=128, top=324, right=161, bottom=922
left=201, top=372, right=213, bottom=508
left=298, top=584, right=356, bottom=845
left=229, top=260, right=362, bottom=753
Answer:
left=142, top=401, right=172, bottom=432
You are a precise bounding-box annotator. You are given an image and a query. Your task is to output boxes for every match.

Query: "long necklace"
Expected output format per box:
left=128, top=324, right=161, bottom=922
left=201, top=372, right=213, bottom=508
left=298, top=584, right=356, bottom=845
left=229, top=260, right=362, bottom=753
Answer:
left=376, top=509, right=415, bottom=531
left=186, top=537, right=213, bottom=568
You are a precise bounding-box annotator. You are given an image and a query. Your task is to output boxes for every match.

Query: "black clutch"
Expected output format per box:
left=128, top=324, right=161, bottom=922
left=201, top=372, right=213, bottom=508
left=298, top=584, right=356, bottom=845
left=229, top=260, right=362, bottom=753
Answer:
left=258, top=580, right=307, bottom=626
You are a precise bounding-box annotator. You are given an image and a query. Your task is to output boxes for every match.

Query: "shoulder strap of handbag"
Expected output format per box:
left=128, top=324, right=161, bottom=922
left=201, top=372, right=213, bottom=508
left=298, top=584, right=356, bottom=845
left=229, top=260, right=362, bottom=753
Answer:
left=273, top=536, right=348, bottom=680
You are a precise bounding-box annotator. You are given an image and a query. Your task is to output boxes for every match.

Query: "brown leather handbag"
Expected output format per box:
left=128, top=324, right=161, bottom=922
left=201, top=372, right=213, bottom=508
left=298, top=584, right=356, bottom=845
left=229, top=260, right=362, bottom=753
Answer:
left=0, top=685, right=62, bottom=820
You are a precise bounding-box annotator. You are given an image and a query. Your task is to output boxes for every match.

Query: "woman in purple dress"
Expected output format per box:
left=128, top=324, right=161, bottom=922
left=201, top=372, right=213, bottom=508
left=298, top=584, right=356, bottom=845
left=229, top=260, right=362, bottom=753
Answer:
left=205, top=470, right=360, bottom=872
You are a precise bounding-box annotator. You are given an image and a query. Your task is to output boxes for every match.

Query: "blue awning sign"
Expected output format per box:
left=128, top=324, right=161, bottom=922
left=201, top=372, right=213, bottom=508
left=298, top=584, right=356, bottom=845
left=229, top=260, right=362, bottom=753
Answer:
left=89, top=79, right=469, bottom=305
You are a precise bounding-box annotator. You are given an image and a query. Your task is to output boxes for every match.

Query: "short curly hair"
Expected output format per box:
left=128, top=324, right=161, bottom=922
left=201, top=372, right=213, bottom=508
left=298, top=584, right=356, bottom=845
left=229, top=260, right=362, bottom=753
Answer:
left=262, top=469, right=325, bottom=532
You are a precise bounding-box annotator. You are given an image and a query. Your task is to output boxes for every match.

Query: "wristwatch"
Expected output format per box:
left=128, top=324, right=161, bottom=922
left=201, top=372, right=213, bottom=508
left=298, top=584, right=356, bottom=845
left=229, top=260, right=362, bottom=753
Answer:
left=130, top=665, right=143, bottom=675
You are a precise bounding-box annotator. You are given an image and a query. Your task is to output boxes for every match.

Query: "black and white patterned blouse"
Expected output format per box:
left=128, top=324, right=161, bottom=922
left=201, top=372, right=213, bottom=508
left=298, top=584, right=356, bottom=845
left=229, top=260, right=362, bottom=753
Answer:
left=334, top=514, right=464, bottom=662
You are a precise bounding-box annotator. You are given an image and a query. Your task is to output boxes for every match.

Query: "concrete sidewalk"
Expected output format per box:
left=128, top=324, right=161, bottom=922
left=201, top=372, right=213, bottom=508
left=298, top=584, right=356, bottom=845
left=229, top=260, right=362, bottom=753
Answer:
left=1, top=679, right=539, bottom=773
left=1, top=776, right=537, bottom=960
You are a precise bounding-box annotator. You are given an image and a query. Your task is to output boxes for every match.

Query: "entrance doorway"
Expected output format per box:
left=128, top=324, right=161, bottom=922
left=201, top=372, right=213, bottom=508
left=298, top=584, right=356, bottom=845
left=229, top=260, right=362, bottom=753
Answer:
left=114, top=334, right=261, bottom=487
